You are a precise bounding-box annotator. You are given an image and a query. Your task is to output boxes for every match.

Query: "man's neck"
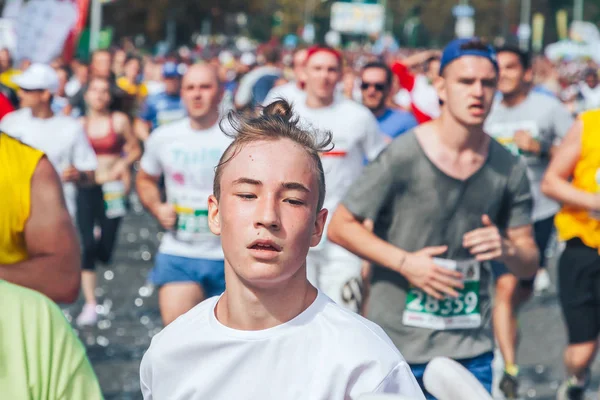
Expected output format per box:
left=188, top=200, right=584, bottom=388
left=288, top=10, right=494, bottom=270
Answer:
left=189, top=111, right=219, bottom=131
left=216, top=265, right=317, bottom=331
left=434, top=111, right=486, bottom=152
left=31, top=105, right=54, bottom=120
left=501, top=85, right=529, bottom=108
left=305, top=93, right=334, bottom=109
left=371, top=106, right=388, bottom=118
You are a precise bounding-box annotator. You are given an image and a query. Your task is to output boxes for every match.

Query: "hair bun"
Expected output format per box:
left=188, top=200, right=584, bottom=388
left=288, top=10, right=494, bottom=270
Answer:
left=263, top=99, right=293, bottom=122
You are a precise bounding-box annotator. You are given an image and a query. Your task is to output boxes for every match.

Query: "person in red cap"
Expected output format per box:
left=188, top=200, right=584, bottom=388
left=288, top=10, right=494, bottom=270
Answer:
left=293, top=45, right=388, bottom=313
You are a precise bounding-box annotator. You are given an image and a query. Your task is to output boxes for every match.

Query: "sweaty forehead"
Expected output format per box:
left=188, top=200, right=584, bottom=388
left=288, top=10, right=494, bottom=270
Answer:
left=221, top=139, right=316, bottom=187
left=306, top=52, right=340, bottom=68
left=182, top=65, right=219, bottom=86
left=445, top=56, right=497, bottom=79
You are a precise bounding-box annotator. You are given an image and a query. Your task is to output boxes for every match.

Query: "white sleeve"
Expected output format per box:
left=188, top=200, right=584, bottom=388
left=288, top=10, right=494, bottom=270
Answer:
left=139, top=349, right=153, bottom=400
left=71, top=125, right=98, bottom=171
left=0, top=112, right=19, bottom=137
left=139, top=133, right=163, bottom=177
left=361, top=113, right=388, bottom=162
left=234, top=74, right=255, bottom=108
left=373, top=362, right=426, bottom=400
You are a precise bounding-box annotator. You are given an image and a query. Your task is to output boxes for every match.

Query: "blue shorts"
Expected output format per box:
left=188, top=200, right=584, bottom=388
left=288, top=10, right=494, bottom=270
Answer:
left=150, top=253, right=225, bottom=297
left=410, top=351, right=493, bottom=400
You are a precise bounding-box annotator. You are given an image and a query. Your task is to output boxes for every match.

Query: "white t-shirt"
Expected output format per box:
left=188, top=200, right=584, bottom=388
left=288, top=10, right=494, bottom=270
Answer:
left=140, top=291, right=425, bottom=400
left=140, top=118, right=232, bottom=260
left=294, top=99, right=387, bottom=245
left=0, top=108, right=98, bottom=217
left=263, top=81, right=306, bottom=106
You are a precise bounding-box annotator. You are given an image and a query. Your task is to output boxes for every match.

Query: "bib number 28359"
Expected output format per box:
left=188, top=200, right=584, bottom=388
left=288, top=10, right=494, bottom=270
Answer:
left=403, top=258, right=481, bottom=330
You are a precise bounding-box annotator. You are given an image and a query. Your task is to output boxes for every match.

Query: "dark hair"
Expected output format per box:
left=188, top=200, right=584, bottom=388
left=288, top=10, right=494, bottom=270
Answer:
left=361, top=61, right=393, bottom=87
left=215, top=99, right=333, bottom=211
left=262, top=46, right=281, bottom=65
left=496, top=44, right=531, bottom=70
left=125, top=54, right=142, bottom=66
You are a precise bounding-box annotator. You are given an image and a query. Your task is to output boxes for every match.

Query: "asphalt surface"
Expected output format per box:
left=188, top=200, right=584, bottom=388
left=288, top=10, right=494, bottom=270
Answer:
left=62, top=198, right=600, bottom=400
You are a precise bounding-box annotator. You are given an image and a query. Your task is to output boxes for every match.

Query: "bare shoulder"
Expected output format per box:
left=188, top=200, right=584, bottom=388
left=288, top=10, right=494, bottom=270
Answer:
left=112, top=111, right=131, bottom=131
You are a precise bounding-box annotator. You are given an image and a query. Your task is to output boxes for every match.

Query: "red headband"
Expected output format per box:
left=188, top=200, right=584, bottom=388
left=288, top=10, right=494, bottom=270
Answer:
left=304, top=46, right=343, bottom=66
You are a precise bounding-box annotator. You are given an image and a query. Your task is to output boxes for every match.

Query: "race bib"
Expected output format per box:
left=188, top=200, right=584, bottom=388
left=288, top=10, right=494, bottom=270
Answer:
left=403, top=258, right=481, bottom=330
left=487, top=121, right=540, bottom=157
left=172, top=189, right=211, bottom=243
left=102, top=181, right=127, bottom=219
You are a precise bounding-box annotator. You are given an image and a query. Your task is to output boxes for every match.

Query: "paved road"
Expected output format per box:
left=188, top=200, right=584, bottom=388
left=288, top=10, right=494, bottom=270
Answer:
left=62, top=201, right=600, bottom=399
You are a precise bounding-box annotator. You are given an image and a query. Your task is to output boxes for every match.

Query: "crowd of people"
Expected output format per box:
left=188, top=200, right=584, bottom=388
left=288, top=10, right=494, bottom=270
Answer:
left=2, top=32, right=600, bottom=400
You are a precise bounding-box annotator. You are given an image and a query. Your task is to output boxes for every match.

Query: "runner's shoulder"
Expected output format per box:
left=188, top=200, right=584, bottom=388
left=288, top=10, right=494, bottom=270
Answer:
left=148, top=118, right=189, bottom=142
left=147, top=296, right=216, bottom=350
left=487, top=137, right=527, bottom=175
left=336, top=98, right=376, bottom=121
left=317, top=296, right=405, bottom=364
left=527, top=90, right=567, bottom=111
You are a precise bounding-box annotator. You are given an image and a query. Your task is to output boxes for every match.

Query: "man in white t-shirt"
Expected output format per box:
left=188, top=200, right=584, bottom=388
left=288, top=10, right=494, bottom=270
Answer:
left=136, top=64, right=231, bottom=325
left=1, top=63, right=97, bottom=217
left=263, top=47, right=308, bottom=106
left=139, top=99, right=425, bottom=400
left=294, top=46, right=387, bottom=312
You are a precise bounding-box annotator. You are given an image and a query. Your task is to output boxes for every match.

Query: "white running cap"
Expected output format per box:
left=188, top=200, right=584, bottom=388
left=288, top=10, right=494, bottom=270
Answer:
left=13, top=63, right=59, bottom=94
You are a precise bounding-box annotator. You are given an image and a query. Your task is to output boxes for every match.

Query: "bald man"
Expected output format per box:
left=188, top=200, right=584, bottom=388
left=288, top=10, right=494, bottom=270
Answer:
left=136, top=64, right=232, bottom=325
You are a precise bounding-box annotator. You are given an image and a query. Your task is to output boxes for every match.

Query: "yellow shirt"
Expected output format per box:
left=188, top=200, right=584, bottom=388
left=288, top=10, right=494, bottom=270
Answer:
left=0, top=68, right=22, bottom=90
left=555, top=109, right=600, bottom=249
left=0, top=280, right=104, bottom=400
left=117, top=76, right=148, bottom=98
left=0, top=133, right=44, bottom=264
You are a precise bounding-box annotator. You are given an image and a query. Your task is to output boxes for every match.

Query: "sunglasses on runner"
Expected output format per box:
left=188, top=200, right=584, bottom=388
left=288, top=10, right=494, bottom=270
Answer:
left=360, top=82, right=386, bottom=91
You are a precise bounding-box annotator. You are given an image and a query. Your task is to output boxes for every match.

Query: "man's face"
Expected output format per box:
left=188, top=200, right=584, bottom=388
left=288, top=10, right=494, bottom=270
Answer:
left=585, top=73, right=598, bottom=89
left=426, top=59, right=441, bottom=82
left=208, top=139, right=327, bottom=289
left=497, top=51, right=527, bottom=96
left=436, top=56, right=497, bottom=127
left=124, top=59, right=141, bottom=81
left=360, top=67, right=389, bottom=112
left=164, top=76, right=180, bottom=95
left=292, top=49, right=308, bottom=83
left=304, top=52, right=341, bottom=102
left=18, top=88, right=48, bottom=109
left=0, top=49, right=10, bottom=71
left=181, top=66, right=222, bottom=120
left=56, top=69, right=68, bottom=97
left=92, top=52, right=112, bottom=78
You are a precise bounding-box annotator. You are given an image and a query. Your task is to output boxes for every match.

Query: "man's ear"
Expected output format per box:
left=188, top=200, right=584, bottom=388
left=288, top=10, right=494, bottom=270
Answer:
left=434, top=75, right=447, bottom=104
left=208, top=194, right=221, bottom=236
left=310, top=208, right=328, bottom=248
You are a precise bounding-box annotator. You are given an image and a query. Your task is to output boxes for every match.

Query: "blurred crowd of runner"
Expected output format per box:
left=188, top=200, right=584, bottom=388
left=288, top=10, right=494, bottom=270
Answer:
left=3, top=33, right=600, bottom=400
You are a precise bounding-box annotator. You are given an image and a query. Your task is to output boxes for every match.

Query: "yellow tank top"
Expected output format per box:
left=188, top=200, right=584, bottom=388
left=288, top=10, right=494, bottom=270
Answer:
left=0, top=133, right=44, bottom=264
left=555, top=109, right=600, bottom=249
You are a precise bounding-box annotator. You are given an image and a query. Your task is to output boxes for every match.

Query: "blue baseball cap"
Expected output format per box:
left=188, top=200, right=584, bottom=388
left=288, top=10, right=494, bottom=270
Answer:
left=162, top=62, right=181, bottom=79
left=439, top=38, right=498, bottom=75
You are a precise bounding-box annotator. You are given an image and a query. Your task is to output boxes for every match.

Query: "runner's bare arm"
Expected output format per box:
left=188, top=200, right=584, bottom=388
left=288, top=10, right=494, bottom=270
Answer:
left=463, top=215, right=538, bottom=278
left=0, top=157, right=80, bottom=303
left=134, top=117, right=151, bottom=142
left=329, top=204, right=463, bottom=299
left=136, top=169, right=176, bottom=230
left=542, top=119, right=600, bottom=211
left=117, top=111, right=142, bottom=166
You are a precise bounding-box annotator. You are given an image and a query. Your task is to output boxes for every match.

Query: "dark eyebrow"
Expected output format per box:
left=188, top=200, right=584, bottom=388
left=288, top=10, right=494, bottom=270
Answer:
left=282, top=182, right=310, bottom=193
left=232, top=177, right=262, bottom=186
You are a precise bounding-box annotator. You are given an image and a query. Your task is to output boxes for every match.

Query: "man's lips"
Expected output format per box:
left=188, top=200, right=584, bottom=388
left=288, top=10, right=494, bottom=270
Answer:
left=247, top=239, right=282, bottom=252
